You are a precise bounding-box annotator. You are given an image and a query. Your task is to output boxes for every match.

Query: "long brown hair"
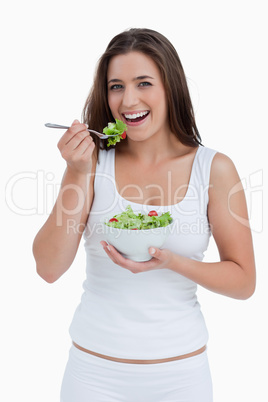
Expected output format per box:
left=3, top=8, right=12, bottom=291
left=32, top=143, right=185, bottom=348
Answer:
left=82, top=28, right=202, bottom=154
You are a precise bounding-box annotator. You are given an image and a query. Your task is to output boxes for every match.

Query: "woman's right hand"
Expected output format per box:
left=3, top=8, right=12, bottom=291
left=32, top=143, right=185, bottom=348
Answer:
left=34, top=119, right=97, bottom=282
left=57, top=119, right=95, bottom=175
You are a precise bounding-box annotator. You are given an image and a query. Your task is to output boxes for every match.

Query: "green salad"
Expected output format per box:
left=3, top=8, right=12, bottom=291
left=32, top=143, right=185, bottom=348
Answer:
left=103, top=119, right=127, bottom=147
left=105, top=205, right=172, bottom=230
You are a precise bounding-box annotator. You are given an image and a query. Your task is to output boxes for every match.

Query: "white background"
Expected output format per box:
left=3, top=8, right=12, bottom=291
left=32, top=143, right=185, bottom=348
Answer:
left=1, top=0, right=267, bottom=401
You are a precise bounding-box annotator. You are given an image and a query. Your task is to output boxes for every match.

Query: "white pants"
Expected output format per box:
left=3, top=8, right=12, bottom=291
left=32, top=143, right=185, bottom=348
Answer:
left=60, top=345, right=213, bottom=402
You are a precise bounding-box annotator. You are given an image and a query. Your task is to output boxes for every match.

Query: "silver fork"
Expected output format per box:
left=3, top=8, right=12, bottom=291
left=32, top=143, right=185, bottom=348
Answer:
left=44, top=123, right=116, bottom=139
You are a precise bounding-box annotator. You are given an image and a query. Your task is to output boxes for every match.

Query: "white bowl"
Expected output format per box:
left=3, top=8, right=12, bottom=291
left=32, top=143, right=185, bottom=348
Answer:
left=101, top=215, right=173, bottom=262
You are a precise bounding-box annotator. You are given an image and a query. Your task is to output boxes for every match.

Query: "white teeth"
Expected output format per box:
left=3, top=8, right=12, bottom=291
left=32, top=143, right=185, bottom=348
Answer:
left=124, top=111, right=149, bottom=119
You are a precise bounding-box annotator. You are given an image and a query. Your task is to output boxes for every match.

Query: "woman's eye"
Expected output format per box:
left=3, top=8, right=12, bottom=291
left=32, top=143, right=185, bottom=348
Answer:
left=110, top=84, right=123, bottom=90
left=139, top=82, right=152, bottom=87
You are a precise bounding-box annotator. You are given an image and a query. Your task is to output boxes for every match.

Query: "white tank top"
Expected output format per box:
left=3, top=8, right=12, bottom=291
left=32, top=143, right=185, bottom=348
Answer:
left=69, top=146, right=217, bottom=359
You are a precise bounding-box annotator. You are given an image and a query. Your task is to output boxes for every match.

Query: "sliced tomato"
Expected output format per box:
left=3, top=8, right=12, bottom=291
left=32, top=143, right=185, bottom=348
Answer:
left=109, top=218, right=118, bottom=222
left=148, top=210, right=158, bottom=216
left=121, top=131, right=127, bottom=139
left=131, top=228, right=138, bottom=230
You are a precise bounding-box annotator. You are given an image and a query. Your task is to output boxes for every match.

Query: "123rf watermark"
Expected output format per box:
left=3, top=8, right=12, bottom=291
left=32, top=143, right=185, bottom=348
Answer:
left=5, top=169, right=264, bottom=233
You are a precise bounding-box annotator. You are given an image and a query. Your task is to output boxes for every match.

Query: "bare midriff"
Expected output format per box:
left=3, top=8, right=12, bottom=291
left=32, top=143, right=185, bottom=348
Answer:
left=72, top=342, right=206, bottom=364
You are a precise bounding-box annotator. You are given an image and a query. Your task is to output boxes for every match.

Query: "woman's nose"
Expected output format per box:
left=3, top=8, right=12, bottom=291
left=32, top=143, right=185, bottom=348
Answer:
left=122, top=87, right=139, bottom=108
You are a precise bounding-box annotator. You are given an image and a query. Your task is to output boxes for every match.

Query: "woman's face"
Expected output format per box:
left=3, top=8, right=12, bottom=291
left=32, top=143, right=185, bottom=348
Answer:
left=107, top=51, right=169, bottom=142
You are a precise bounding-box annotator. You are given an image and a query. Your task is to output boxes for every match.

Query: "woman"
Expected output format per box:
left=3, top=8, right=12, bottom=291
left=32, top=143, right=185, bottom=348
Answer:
left=33, top=28, right=256, bottom=401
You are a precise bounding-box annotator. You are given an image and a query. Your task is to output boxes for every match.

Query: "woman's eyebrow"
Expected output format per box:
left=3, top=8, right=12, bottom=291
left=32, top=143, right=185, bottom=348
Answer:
left=135, top=75, right=154, bottom=80
left=107, top=78, right=122, bottom=84
left=107, top=75, right=154, bottom=84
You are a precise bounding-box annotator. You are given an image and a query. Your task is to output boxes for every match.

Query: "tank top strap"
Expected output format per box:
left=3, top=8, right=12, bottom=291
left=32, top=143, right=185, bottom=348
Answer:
left=189, top=146, right=217, bottom=206
left=190, top=147, right=217, bottom=185
left=96, top=148, right=115, bottom=175
left=94, top=149, right=116, bottom=192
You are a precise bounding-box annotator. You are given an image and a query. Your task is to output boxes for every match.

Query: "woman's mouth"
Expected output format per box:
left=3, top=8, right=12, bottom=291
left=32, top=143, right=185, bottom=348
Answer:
left=123, top=111, right=150, bottom=124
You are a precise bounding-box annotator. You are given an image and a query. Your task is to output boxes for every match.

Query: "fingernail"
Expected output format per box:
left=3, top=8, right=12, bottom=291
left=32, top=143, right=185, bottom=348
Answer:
left=72, top=119, right=79, bottom=124
left=84, top=123, right=89, bottom=128
left=150, top=248, right=156, bottom=255
left=107, top=245, right=111, bottom=251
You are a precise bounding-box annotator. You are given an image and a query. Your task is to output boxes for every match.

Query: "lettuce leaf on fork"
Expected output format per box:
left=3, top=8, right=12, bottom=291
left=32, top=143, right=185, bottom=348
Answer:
left=103, top=119, right=127, bottom=147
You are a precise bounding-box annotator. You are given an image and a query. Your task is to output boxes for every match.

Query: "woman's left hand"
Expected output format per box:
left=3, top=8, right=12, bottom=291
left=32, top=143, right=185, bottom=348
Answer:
left=100, top=241, right=174, bottom=273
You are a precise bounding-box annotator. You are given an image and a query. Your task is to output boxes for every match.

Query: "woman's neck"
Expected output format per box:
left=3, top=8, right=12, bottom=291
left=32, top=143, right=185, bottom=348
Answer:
left=117, top=131, right=190, bottom=166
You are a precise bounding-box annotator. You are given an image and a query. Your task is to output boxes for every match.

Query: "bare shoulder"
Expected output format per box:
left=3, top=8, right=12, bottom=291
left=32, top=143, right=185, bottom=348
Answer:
left=210, top=152, right=241, bottom=190
left=208, top=151, right=248, bottom=224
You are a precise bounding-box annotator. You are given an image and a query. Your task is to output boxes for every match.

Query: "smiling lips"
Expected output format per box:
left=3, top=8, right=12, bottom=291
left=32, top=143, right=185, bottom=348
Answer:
left=123, top=111, right=149, bottom=124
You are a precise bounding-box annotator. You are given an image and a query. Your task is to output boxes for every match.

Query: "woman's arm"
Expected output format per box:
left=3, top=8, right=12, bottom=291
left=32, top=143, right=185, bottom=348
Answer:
left=101, top=153, right=256, bottom=300
left=195, top=152, right=256, bottom=299
left=33, top=120, right=97, bottom=283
